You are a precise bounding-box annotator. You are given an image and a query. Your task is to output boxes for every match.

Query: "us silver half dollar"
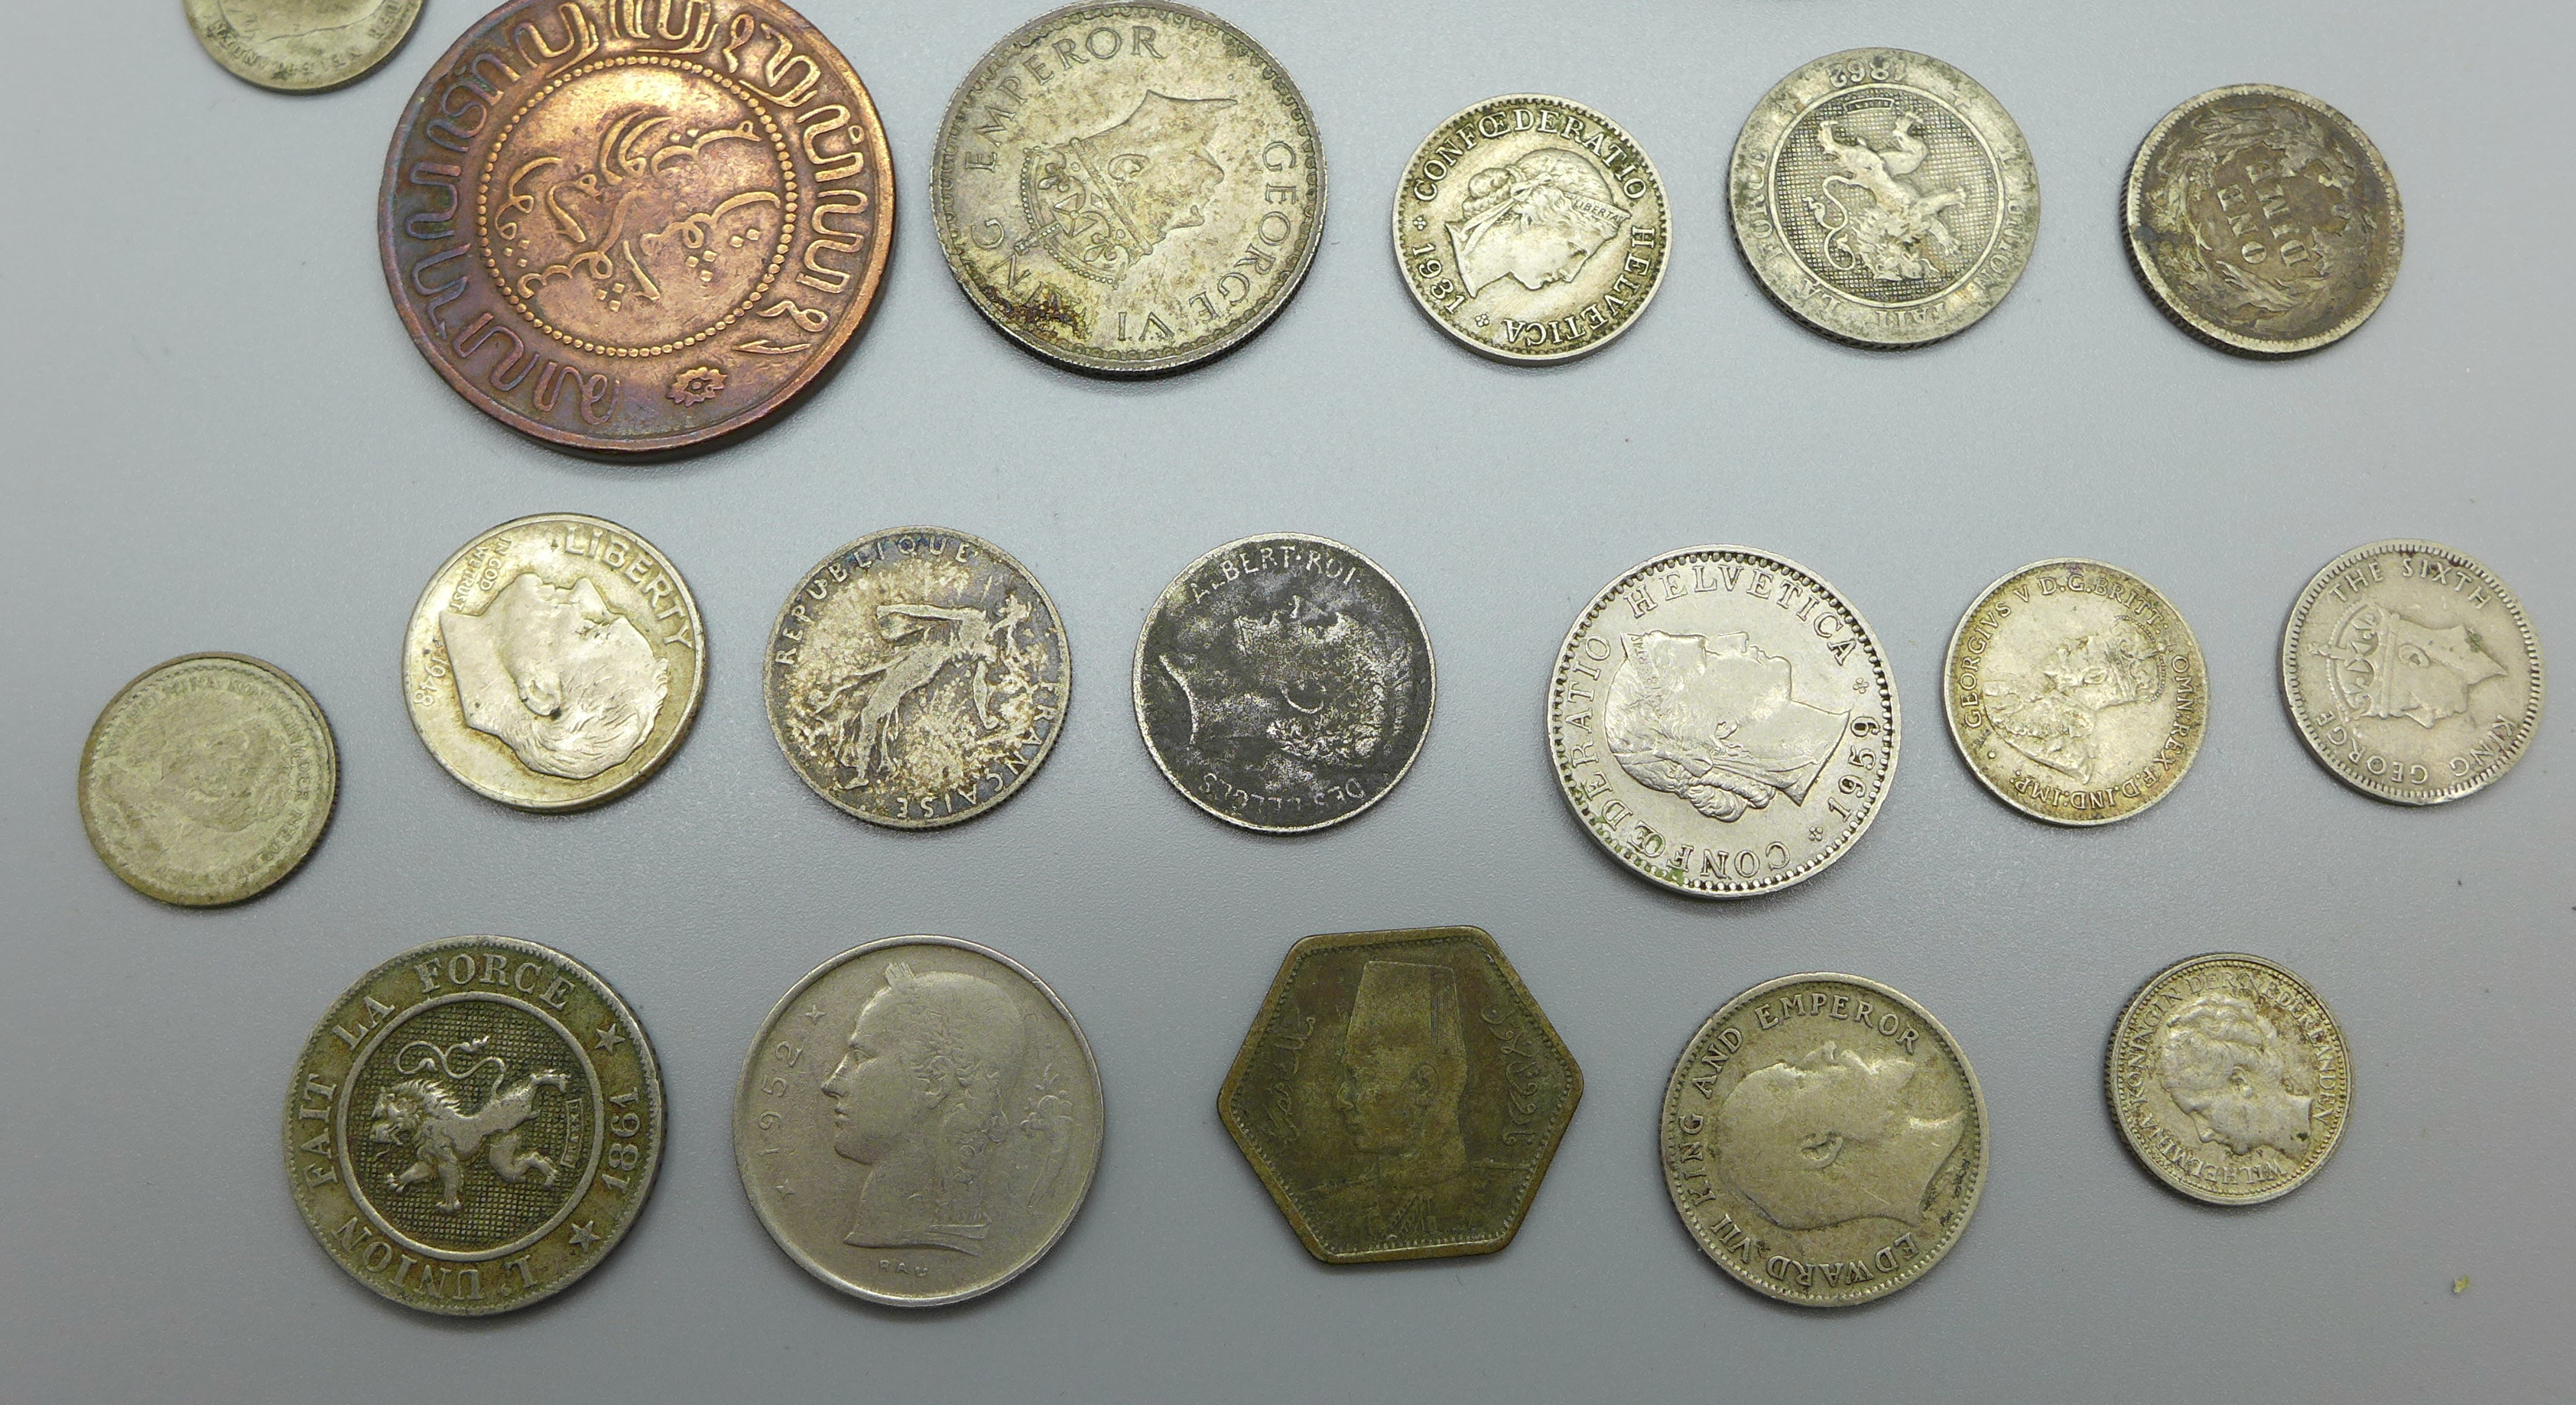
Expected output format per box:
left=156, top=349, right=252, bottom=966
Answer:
left=285, top=935, right=664, bottom=1314
left=1548, top=548, right=1895, bottom=896
left=931, top=2, right=1325, bottom=374
left=1392, top=94, right=1669, bottom=363
left=736, top=936, right=1105, bottom=1306
left=2126, top=85, right=2402, bottom=356
left=1730, top=48, right=2038, bottom=347
left=403, top=515, right=706, bottom=812
left=2282, top=541, right=2542, bottom=804
left=1663, top=973, right=1986, bottom=1306
left=79, top=653, right=336, bottom=906
left=186, top=0, right=421, bottom=93
left=1943, top=559, right=2207, bottom=826
left=2108, top=953, right=2348, bottom=1206
left=1134, top=534, right=1434, bottom=833
left=765, top=528, right=1070, bottom=828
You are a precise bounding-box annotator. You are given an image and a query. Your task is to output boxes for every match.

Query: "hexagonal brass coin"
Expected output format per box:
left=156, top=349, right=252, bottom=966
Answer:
left=1219, top=926, right=1582, bottom=1264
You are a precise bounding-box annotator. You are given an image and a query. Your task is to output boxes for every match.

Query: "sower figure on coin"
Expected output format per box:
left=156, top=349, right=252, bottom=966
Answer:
left=932, top=2, right=1325, bottom=374
left=378, top=0, right=892, bottom=453
left=187, top=0, right=423, bottom=92
left=2109, top=954, right=2349, bottom=1205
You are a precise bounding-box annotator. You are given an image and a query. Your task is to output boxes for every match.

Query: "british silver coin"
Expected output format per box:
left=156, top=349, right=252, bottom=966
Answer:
left=2108, top=952, right=2349, bottom=1205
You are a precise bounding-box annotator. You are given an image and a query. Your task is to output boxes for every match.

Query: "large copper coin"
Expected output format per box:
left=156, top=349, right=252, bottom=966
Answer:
left=378, top=0, right=892, bottom=454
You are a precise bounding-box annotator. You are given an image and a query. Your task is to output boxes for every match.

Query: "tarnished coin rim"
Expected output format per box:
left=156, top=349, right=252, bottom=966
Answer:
left=404, top=513, right=708, bottom=813
left=186, top=0, right=424, bottom=93
left=2123, top=83, right=2403, bottom=358
left=1547, top=545, right=1899, bottom=897
left=1662, top=971, right=1987, bottom=1306
left=929, top=0, right=1327, bottom=376
left=1941, top=558, right=2207, bottom=828
left=2106, top=951, right=2349, bottom=1206
left=79, top=652, right=338, bottom=906
left=733, top=935, right=1105, bottom=1306
left=1130, top=532, right=1436, bottom=834
left=284, top=935, right=666, bottom=1316
left=763, top=526, right=1072, bottom=829
left=1389, top=93, right=1670, bottom=364
left=2280, top=539, right=2542, bottom=804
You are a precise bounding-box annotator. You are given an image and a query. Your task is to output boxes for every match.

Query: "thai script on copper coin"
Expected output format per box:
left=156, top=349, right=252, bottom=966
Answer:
left=1393, top=94, right=1669, bottom=363
left=1134, top=533, right=1434, bottom=833
left=736, top=936, right=1104, bottom=1306
left=80, top=653, right=336, bottom=906
left=2126, top=85, right=2402, bottom=356
left=931, top=2, right=1324, bottom=374
left=187, top=0, right=423, bottom=92
left=2282, top=540, right=2542, bottom=804
left=404, top=514, right=706, bottom=811
left=1664, top=973, right=1986, bottom=1306
left=1219, top=925, right=1581, bottom=1264
left=379, top=0, right=892, bottom=452
left=1944, top=558, right=2207, bottom=826
left=1730, top=48, right=2038, bottom=347
left=285, top=935, right=664, bottom=1314
left=2109, top=953, right=2348, bottom=1205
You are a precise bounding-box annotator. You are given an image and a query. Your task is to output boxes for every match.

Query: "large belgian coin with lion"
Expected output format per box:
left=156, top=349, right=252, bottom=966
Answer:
left=284, top=936, right=664, bottom=1315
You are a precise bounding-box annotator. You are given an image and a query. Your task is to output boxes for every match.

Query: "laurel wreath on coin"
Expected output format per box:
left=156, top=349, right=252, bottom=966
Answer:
left=2147, top=104, right=2366, bottom=324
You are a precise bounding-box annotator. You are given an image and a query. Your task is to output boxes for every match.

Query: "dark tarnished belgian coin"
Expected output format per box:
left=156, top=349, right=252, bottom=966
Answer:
left=2126, top=86, right=2402, bottom=356
left=79, top=653, right=336, bottom=906
left=404, top=514, right=706, bottom=811
left=736, top=937, right=1104, bottom=1306
left=379, top=0, right=892, bottom=453
left=931, top=2, right=1325, bottom=374
left=285, top=936, right=664, bottom=1315
left=2109, top=953, right=2349, bottom=1205
left=1944, top=559, right=2207, bottom=826
left=765, top=528, right=1070, bottom=828
left=1393, top=94, right=1669, bottom=363
left=2282, top=541, right=2542, bottom=804
left=1220, top=926, right=1581, bottom=1264
left=1730, top=49, right=2038, bottom=346
left=187, top=0, right=422, bottom=92
left=1663, top=974, right=1986, bottom=1306
left=1134, top=534, right=1434, bottom=832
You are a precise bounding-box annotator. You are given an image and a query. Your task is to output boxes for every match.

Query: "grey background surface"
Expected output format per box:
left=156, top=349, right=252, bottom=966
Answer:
left=4, top=1, right=2568, bottom=1400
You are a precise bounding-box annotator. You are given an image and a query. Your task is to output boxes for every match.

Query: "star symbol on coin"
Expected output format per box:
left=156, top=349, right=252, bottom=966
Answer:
left=1808, top=824, right=1826, bottom=842
left=801, top=1005, right=826, bottom=1025
left=774, top=1180, right=794, bottom=1198
left=567, top=1220, right=599, bottom=1251
left=592, top=1023, right=627, bottom=1052
left=1411, top=215, right=1428, bottom=231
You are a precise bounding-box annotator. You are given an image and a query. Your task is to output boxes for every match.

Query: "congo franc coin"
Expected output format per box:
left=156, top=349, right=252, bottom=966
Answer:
left=404, top=514, right=705, bottom=811
left=2282, top=541, right=2542, bottom=804
left=2126, top=85, right=2402, bottom=356
left=931, top=2, right=1325, bottom=374
left=1943, top=559, right=2207, bottom=826
left=285, top=936, right=664, bottom=1315
left=79, top=653, right=336, bottom=906
left=187, top=0, right=422, bottom=93
left=1135, top=534, right=1434, bottom=833
left=1548, top=547, right=1896, bottom=897
left=379, top=0, right=892, bottom=453
left=1730, top=48, right=2038, bottom=347
left=2108, top=953, right=2348, bottom=1205
left=1663, top=973, right=1986, bottom=1306
left=736, top=936, right=1105, bottom=1306
left=1393, top=94, right=1669, bottom=363
left=765, top=528, right=1070, bottom=828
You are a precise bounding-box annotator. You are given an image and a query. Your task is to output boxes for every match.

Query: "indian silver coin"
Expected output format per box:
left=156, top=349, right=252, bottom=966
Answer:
left=1663, top=973, right=1987, bottom=1306
left=285, top=935, right=664, bottom=1314
left=1943, top=558, right=2207, bottom=826
left=1729, top=48, right=2038, bottom=347
left=735, top=936, right=1105, bottom=1306
left=2282, top=540, right=2542, bottom=804
left=765, top=528, right=1070, bottom=828
left=186, top=0, right=422, bottom=93
left=1392, top=93, right=1670, bottom=363
left=931, top=2, right=1325, bottom=374
left=1133, top=533, right=1434, bottom=833
left=79, top=652, right=336, bottom=906
left=2108, top=952, right=2349, bottom=1206
left=1548, top=547, right=1896, bottom=896
left=403, top=514, right=707, bottom=812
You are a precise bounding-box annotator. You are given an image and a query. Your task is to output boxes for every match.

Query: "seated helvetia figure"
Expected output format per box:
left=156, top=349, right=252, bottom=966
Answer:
left=440, top=572, right=668, bottom=781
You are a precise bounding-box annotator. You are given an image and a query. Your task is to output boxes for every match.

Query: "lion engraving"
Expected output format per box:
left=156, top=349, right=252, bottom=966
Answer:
left=368, top=1036, right=569, bottom=1211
